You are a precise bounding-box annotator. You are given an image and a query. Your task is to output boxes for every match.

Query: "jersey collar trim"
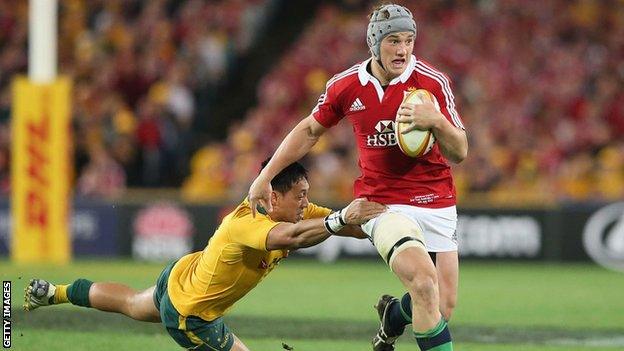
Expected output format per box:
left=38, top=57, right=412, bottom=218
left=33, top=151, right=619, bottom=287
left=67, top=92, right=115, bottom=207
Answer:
left=357, top=55, right=416, bottom=86
left=357, top=59, right=372, bottom=86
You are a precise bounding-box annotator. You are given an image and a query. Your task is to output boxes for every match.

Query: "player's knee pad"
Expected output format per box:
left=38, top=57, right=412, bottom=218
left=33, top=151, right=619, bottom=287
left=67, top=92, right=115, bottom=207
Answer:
left=370, top=213, right=426, bottom=268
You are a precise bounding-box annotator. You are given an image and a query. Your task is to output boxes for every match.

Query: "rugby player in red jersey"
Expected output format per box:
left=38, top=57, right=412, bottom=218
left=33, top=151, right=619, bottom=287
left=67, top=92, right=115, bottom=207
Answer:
left=249, top=4, right=467, bottom=351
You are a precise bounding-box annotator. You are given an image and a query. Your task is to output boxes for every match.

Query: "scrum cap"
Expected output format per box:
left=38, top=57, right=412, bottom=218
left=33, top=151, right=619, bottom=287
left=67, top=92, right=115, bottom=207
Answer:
left=366, top=4, right=417, bottom=58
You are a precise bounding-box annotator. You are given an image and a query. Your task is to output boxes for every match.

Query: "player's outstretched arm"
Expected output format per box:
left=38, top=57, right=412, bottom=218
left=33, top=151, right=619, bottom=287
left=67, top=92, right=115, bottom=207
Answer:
left=334, top=224, right=369, bottom=239
left=266, top=198, right=386, bottom=250
left=249, top=115, right=327, bottom=216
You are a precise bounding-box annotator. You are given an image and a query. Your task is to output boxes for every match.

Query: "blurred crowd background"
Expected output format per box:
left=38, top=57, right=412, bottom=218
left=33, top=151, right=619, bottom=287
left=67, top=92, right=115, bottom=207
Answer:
left=0, top=0, right=622, bottom=205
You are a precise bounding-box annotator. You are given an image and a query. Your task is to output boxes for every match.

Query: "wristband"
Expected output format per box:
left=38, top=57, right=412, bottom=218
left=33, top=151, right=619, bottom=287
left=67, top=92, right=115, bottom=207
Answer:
left=324, top=209, right=347, bottom=234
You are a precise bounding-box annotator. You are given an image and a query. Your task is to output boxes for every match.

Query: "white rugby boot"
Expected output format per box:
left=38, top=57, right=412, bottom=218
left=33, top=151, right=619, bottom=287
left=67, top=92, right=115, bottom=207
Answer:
left=24, top=278, right=56, bottom=311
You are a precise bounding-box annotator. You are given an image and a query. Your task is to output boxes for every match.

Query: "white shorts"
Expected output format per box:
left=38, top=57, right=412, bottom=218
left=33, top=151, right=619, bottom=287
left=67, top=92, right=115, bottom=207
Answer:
left=362, top=205, right=458, bottom=252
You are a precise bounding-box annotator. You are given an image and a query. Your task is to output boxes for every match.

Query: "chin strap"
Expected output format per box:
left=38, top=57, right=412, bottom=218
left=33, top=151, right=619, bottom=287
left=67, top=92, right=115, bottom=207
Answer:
left=376, top=56, right=387, bottom=73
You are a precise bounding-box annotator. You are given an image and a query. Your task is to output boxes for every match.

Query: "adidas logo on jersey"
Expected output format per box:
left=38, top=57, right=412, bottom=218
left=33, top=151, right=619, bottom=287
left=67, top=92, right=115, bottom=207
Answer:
left=349, top=98, right=366, bottom=112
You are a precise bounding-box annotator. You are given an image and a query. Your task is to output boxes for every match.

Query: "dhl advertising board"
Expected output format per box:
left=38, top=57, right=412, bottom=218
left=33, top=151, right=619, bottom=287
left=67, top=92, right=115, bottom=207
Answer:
left=11, top=77, right=72, bottom=263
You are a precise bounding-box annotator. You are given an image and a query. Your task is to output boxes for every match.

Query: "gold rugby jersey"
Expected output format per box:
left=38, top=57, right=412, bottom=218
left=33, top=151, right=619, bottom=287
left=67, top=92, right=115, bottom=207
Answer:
left=167, top=199, right=331, bottom=321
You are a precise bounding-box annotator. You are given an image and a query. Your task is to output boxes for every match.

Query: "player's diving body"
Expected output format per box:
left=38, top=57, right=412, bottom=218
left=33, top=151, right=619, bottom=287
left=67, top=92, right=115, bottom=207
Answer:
left=24, top=160, right=386, bottom=351
left=248, top=4, right=467, bottom=351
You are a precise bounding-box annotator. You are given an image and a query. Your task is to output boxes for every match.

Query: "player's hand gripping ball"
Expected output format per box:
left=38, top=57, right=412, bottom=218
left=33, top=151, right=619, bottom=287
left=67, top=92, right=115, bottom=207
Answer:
left=395, top=89, right=438, bottom=157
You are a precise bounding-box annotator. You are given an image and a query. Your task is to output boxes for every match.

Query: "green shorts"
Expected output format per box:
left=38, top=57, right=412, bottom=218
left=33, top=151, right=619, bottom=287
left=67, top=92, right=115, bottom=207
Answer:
left=154, top=261, right=234, bottom=351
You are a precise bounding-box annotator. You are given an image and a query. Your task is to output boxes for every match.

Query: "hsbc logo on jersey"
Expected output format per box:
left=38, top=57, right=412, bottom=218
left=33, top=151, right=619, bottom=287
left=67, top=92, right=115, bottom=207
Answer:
left=367, top=120, right=398, bottom=147
left=375, top=120, right=394, bottom=133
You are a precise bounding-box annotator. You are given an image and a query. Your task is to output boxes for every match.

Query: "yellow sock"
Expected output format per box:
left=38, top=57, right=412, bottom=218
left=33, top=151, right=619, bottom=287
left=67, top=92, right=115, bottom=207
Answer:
left=53, top=284, right=69, bottom=304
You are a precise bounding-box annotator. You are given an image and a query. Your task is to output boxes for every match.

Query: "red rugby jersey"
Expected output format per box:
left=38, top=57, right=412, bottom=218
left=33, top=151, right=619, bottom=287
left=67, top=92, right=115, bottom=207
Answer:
left=312, top=56, right=465, bottom=208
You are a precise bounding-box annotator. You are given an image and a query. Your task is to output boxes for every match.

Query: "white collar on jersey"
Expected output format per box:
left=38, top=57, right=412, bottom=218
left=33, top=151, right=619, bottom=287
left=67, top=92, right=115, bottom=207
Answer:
left=358, top=54, right=416, bottom=86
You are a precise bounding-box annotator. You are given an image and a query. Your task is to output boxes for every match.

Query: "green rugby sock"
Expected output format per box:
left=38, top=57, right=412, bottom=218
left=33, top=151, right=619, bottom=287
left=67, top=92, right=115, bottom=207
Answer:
left=414, top=318, right=453, bottom=350
left=66, top=279, right=93, bottom=307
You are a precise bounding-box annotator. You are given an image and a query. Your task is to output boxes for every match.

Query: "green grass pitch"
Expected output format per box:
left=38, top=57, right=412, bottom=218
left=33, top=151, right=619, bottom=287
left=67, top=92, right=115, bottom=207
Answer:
left=2, top=258, right=624, bottom=350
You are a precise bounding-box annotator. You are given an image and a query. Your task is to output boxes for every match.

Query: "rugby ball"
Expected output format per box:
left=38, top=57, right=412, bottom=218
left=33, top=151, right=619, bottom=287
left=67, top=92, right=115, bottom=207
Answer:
left=395, top=89, right=438, bottom=157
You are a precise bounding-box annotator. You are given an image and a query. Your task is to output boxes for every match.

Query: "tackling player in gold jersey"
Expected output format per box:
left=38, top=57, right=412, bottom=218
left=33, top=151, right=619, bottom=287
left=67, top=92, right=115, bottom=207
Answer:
left=24, top=159, right=386, bottom=351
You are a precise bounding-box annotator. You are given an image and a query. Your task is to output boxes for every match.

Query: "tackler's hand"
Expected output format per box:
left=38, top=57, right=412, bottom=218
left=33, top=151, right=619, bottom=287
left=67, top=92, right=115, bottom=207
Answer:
left=342, top=198, right=387, bottom=225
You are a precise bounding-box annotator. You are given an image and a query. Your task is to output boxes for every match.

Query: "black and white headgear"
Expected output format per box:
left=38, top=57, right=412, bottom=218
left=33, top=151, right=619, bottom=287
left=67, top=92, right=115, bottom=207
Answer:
left=366, top=4, right=417, bottom=58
